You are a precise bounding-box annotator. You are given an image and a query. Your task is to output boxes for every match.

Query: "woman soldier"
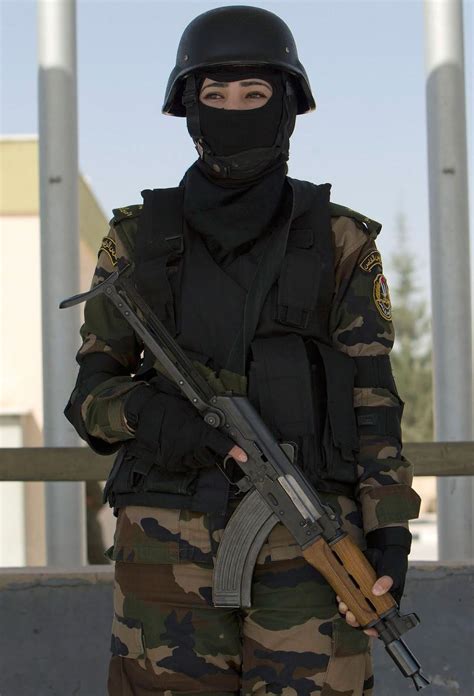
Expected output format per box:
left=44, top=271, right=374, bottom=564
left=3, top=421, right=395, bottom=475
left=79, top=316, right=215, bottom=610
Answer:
left=65, top=6, right=421, bottom=695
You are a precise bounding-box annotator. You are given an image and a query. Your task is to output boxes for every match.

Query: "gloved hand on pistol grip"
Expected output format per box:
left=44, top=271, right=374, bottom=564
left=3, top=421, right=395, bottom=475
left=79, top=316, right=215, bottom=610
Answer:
left=364, top=526, right=412, bottom=606
left=124, top=384, right=235, bottom=471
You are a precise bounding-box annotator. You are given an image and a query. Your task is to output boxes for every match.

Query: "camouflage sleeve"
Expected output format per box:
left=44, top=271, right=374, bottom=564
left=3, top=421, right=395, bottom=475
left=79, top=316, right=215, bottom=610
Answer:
left=329, top=215, right=421, bottom=535
left=65, top=219, right=147, bottom=451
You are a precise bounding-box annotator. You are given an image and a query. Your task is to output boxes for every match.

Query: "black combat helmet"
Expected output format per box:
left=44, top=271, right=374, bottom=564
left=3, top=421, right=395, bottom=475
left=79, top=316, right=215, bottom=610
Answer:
left=163, top=5, right=316, bottom=116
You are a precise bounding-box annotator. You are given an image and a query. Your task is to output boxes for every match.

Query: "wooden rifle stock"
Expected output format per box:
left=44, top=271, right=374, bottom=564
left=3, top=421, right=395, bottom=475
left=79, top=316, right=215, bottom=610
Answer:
left=303, top=534, right=396, bottom=628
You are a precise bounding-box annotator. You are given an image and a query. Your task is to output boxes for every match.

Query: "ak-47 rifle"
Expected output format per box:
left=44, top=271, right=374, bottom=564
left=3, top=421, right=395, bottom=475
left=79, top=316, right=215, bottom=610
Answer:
left=61, top=260, right=429, bottom=691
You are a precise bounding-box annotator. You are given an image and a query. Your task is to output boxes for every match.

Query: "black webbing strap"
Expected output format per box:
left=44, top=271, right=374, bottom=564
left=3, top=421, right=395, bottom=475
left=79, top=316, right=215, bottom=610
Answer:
left=276, top=180, right=334, bottom=330
left=315, top=341, right=359, bottom=461
left=250, top=334, right=315, bottom=439
left=134, top=187, right=185, bottom=333
left=182, top=74, right=203, bottom=144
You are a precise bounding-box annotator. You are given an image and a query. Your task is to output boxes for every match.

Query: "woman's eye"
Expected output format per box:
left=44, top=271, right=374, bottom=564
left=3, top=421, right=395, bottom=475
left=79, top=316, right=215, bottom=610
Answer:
left=202, top=92, right=224, bottom=100
left=246, top=92, right=268, bottom=99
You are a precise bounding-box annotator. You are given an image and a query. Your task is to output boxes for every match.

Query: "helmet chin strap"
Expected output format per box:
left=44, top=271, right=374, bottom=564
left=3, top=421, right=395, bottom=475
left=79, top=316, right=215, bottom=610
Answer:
left=182, top=74, right=296, bottom=181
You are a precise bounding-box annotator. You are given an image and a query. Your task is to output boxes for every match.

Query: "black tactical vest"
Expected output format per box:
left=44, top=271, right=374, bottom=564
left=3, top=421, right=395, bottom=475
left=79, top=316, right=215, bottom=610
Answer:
left=106, top=178, right=361, bottom=514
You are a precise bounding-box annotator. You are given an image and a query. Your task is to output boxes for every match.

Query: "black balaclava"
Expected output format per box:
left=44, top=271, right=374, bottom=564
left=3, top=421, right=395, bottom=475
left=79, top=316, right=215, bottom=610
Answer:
left=182, top=69, right=297, bottom=264
left=183, top=67, right=296, bottom=182
left=199, top=70, right=284, bottom=157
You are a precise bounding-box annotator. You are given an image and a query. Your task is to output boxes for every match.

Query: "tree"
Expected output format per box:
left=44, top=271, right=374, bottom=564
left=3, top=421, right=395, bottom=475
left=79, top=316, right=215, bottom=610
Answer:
left=389, top=213, right=433, bottom=443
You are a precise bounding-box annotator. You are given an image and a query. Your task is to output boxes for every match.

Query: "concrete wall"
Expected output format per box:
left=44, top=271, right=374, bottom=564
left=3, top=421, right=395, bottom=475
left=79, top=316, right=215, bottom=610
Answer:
left=0, top=563, right=472, bottom=696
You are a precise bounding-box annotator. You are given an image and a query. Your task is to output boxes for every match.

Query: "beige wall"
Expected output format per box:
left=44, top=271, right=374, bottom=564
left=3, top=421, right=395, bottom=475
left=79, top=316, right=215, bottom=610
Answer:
left=0, top=139, right=39, bottom=215
left=0, top=221, right=101, bottom=428
left=0, top=216, right=43, bottom=426
left=0, top=136, right=108, bottom=566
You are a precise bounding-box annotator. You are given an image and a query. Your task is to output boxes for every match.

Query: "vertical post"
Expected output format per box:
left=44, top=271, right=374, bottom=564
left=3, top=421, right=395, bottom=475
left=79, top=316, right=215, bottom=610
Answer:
left=38, top=0, right=86, bottom=565
left=423, top=0, right=473, bottom=560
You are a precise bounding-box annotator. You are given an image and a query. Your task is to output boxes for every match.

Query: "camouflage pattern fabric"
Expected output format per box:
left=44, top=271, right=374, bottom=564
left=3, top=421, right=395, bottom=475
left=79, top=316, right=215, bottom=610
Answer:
left=330, top=216, right=420, bottom=533
left=107, top=496, right=373, bottom=696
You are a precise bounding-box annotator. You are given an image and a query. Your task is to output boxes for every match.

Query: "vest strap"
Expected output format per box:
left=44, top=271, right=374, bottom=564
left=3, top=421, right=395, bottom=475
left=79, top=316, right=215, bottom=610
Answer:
left=276, top=181, right=334, bottom=331
left=277, top=250, right=319, bottom=328
left=314, top=341, right=359, bottom=461
left=134, top=187, right=185, bottom=333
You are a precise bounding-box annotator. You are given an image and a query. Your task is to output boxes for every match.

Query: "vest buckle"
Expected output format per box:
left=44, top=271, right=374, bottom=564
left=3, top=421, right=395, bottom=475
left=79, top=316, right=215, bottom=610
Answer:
left=165, top=234, right=184, bottom=254
left=277, top=304, right=310, bottom=329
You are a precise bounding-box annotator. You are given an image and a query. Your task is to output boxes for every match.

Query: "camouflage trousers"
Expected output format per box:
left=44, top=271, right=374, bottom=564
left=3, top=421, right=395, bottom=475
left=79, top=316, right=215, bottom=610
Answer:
left=107, top=497, right=373, bottom=696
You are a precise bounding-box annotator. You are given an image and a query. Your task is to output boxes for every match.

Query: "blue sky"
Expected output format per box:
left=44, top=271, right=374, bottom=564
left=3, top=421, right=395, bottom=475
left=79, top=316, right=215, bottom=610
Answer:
left=1, top=0, right=473, bottom=309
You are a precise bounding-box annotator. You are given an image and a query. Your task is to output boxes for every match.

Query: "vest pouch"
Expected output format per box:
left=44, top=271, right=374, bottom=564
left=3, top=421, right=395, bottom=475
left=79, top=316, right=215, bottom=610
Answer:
left=311, top=341, right=359, bottom=485
left=134, top=187, right=186, bottom=337
left=102, top=446, right=127, bottom=507
left=276, top=246, right=320, bottom=330
left=136, top=257, right=177, bottom=336
left=275, top=179, right=334, bottom=333
left=106, top=443, right=200, bottom=500
left=250, top=335, right=315, bottom=440
left=104, top=448, right=140, bottom=503
left=137, top=446, right=213, bottom=496
left=140, top=464, right=199, bottom=496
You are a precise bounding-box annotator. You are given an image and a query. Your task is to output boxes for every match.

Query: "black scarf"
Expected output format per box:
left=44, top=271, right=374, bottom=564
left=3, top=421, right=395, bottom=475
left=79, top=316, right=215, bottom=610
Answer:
left=182, top=160, right=287, bottom=265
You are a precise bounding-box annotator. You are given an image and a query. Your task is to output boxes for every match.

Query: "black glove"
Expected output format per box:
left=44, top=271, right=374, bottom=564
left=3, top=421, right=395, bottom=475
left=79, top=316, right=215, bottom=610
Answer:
left=364, top=527, right=412, bottom=606
left=124, top=383, right=234, bottom=471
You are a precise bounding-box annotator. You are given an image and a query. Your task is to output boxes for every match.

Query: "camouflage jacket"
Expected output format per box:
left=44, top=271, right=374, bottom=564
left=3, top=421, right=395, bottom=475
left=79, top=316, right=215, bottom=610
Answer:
left=68, top=197, right=421, bottom=564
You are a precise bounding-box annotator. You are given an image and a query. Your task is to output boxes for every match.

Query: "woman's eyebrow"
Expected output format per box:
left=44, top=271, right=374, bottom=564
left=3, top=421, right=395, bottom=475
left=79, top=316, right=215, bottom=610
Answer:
left=202, top=80, right=271, bottom=90
left=202, top=81, right=228, bottom=90
left=239, top=80, right=271, bottom=88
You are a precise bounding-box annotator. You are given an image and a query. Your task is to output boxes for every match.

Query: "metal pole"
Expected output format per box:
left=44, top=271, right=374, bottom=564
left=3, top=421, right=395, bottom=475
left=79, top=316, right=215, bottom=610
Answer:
left=423, top=0, right=473, bottom=560
left=38, top=0, right=86, bottom=565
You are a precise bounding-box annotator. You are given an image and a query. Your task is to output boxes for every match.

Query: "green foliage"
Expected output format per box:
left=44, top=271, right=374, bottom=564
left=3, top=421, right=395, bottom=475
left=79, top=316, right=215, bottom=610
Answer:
left=389, top=213, right=433, bottom=443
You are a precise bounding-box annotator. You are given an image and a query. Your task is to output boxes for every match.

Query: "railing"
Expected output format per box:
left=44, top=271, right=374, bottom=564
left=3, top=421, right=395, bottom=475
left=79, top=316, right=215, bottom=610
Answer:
left=0, top=442, right=473, bottom=480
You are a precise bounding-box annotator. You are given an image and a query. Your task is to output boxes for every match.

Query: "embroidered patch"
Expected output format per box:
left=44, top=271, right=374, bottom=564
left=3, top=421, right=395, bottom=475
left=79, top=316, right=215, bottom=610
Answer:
left=373, top=273, right=392, bottom=321
left=360, top=250, right=382, bottom=273
left=99, top=236, right=118, bottom=266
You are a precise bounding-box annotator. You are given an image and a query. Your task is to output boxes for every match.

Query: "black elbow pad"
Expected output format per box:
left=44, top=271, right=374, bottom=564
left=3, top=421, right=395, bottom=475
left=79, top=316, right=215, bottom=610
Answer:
left=353, top=355, right=403, bottom=441
left=353, top=355, right=398, bottom=392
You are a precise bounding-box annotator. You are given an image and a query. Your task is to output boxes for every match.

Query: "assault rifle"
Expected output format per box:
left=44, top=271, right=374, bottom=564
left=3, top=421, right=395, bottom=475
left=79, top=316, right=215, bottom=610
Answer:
left=61, top=260, right=429, bottom=691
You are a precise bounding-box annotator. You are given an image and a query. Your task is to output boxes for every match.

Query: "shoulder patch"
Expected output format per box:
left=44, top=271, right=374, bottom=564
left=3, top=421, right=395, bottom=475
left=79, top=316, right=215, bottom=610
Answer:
left=373, top=273, right=392, bottom=321
left=111, top=204, right=143, bottom=225
left=359, top=250, right=382, bottom=273
left=99, top=236, right=118, bottom=266
left=330, top=202, right=382, bottom=239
